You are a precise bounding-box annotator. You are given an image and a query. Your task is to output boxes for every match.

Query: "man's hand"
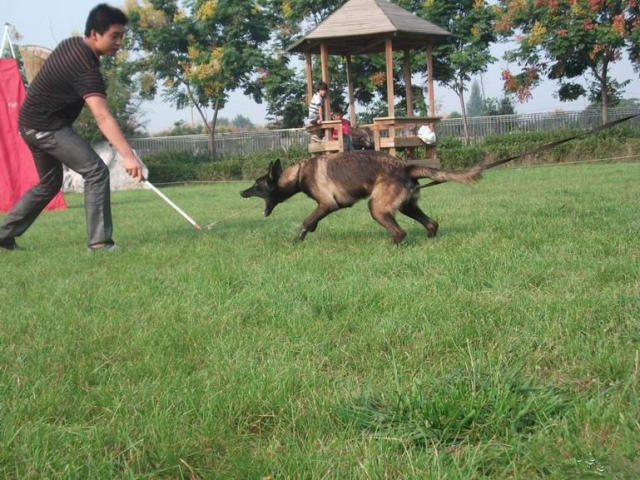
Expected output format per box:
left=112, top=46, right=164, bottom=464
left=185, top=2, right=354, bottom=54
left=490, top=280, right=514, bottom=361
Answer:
left=122, top=153, right=144, bottom=181
left=85, top=95, right=144, bottom=181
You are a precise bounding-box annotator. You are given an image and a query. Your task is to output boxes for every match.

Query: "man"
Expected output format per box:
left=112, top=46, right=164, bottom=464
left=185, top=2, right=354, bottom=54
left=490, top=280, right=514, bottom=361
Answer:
left=304, top=81, right=328, bottom=141
left=0, top=3, right=143, bottom=252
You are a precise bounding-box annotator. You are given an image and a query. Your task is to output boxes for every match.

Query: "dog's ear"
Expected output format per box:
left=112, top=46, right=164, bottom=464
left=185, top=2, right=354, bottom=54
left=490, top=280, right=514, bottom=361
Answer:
left=273, top=159, right=282, bottom=176
left=268, top=159, right=283, bottom=181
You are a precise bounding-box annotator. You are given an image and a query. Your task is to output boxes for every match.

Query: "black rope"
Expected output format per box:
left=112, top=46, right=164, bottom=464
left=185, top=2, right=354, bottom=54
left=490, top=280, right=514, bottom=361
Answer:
left=418, top=113, right=640, bottom=190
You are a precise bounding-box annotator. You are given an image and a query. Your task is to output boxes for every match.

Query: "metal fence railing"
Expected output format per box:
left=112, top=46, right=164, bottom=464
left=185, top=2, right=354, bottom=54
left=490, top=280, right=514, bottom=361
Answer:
left=129, top=128, right=309, bottom=158
left=128, top=107, right=640, bottom=158
left=436, top=107, right=640, bottom=142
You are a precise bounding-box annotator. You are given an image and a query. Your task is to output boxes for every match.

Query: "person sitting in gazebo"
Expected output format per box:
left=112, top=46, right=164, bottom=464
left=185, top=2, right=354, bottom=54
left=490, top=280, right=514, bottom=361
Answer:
left=304, top=81, right=328, bottom=141
left=330, top=109, right=352, bottom=151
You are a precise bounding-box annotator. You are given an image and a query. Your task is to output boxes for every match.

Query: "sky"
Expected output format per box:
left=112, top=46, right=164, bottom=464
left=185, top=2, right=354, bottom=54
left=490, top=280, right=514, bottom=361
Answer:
left=3, top=0, right=639, bottom=134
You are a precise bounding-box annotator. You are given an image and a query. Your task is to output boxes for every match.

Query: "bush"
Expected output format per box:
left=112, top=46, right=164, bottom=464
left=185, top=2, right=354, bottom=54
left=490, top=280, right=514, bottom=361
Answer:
left=143, top=127, right=640, bottom=183
left=145, top=147, right=308, bottom=184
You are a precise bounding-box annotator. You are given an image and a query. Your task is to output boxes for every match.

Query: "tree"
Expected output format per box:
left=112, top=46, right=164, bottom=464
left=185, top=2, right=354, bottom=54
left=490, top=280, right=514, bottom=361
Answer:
left=259, top=55, right=307, bottom=128
left=264, top=1, right=497, bottom=138
left=231, top=114, right=254, bottom=130
left=261, top=1, right=380, bottom=128
left=484, top=95, right=516, bottom=116
left=466, top=79, right=486, bottom=117
left=419, top=0, right=497, bottom=144
left=497, top=0, right=640, bottom=124
left=126, top=0, right=270, bottom=157
left=155, top=120, right=209, bottom=136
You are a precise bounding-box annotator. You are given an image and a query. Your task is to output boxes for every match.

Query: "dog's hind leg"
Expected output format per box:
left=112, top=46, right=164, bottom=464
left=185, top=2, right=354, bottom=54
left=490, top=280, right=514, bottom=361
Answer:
left=399, top=200, right=438, bottom=238
left=296, top=204, right=337, bottom=241
left=368, top=196, right=407, bottom=244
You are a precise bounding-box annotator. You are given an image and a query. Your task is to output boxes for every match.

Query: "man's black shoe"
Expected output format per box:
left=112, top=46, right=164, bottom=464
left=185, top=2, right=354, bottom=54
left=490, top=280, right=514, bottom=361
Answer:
left=0, top=237, right=18, bottom=250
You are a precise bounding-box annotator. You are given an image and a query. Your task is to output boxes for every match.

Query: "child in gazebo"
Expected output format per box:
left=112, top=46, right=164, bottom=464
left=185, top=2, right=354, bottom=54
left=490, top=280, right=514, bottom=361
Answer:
left=304, top=82, right=328, bottom=141
left=331, top=109, right=352, bottom=151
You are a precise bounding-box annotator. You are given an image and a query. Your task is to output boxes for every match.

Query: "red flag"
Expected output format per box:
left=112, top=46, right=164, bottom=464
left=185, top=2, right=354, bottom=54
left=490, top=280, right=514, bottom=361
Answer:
left=0, top=58, right=66, bottom=212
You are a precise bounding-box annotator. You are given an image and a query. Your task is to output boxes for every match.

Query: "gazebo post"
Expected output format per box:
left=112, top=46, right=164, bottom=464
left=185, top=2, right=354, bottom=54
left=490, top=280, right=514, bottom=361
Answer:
left=403, top=50, right=413, bottom=117
left=384, top=38, right=395, bottom=155
left=320, top=42, right=330, bottom=121
left=384, top=38, right=395, bottom=118
left=346, top=54, right=356, bottom=127
left=305, top=51, right=313, bottom=105
left=426, top=42, right=435, bottom=116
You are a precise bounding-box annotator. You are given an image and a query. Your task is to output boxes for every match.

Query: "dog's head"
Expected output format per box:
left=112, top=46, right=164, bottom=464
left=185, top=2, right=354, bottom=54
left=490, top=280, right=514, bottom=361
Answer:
left=352, top=127, right=372, bottom=149
left=240, top=159, right=283, bottom=217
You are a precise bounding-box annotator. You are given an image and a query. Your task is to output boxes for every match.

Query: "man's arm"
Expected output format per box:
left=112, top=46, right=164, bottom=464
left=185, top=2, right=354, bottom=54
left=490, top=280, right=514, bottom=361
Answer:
left=85, top=95, right=144, bottom=181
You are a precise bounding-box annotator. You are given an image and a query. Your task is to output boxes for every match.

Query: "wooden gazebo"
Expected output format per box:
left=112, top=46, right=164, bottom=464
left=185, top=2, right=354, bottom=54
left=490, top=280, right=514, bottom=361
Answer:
left=287, top=0, right=450, bottom=161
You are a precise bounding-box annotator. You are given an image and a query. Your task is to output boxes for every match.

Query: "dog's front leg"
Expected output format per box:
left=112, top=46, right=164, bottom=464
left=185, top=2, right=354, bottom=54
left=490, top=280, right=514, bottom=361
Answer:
left=295, top=204, right=336, bottom=241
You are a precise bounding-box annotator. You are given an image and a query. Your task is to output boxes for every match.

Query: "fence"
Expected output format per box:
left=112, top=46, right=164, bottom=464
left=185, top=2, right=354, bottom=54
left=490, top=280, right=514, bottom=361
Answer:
left=129, top=107, right=640, bottom=158
left=129, top=128, right=308, bottom=158
left=437, top=107, right=640, bottom=141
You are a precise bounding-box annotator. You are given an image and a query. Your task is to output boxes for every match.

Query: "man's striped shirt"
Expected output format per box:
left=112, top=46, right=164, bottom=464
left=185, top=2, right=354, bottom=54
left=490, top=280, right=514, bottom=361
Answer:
left=19, top=37, right=106, bottom=131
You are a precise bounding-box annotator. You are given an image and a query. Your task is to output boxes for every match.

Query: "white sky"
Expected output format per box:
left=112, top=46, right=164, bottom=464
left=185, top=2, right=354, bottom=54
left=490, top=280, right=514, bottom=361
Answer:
left=3, top=0, right=639, bottom=133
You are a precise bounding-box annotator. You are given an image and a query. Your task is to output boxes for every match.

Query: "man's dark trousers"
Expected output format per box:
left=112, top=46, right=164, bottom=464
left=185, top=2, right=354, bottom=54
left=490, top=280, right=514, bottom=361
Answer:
left=0, top=127, right=112, bottom=246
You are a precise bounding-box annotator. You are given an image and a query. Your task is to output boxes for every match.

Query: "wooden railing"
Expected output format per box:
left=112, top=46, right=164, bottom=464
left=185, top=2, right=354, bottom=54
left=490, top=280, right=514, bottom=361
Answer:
left=305, top=120, right=344, bottom=154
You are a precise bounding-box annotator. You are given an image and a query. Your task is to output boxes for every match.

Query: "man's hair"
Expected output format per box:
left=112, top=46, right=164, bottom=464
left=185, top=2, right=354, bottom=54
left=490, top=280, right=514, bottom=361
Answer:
left=317, top=82, right=328, bottom=92
left=85, top=3, right=128, bottom=37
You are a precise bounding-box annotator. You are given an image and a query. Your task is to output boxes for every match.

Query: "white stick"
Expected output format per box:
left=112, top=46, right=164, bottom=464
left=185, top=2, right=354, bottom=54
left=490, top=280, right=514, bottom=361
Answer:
left=143, top=180, right=201, bottom=230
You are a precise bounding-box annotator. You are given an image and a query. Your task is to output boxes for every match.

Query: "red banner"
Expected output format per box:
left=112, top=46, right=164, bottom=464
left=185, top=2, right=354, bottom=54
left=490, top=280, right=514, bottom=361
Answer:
left=0, top=58, right=66, bottom=212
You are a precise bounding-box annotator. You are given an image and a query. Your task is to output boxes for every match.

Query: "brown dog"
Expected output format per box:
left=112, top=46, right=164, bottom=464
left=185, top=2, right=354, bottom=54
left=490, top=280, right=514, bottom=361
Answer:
left=240, top=150, right=481, bottom=243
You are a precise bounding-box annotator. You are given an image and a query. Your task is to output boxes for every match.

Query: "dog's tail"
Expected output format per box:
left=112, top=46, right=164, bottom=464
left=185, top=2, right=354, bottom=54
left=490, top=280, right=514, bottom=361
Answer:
left=407, top=163, right=482, bottom=184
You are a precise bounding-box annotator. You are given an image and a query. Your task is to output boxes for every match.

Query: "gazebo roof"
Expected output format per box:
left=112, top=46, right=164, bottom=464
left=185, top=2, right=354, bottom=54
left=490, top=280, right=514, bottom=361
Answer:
left=287, top=0, right=451, bottom=55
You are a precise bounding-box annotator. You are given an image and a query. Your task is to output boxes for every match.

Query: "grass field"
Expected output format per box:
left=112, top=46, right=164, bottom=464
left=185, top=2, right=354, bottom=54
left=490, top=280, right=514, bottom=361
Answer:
left=1, top=161, right=639, bottom=479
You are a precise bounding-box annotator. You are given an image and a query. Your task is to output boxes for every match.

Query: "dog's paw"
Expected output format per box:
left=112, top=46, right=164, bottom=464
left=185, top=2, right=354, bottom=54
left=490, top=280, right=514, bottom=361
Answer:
left=293, top=229, right=307, bottom=243
left=426, top=221, right=438, bottom=238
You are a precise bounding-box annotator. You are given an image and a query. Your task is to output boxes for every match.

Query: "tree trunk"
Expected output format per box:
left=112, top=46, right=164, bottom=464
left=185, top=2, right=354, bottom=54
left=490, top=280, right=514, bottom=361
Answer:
left=208, top=98, right=220, bottom=160
left=600, top=60, right=609, bottom=125
left=457, top=78, right=470, bottom=145
left=185, top=82, right=211, bottom=134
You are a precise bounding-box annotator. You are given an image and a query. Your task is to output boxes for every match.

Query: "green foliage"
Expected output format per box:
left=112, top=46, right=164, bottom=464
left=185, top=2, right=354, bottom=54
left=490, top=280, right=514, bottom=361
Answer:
left=420, top=0, right=497, bottom=86
left=126, top=0, right=271, bottom=151
left=439, top=125, right=640, bottom=169
left=74, top=51, right=149, bottom=145
left=465, top=80, right=486, bottom=117
left=418, top=1, right=497, bottom=143
left=497, top=0, right=640, bottom=121
left=264, top=1, right=497, bottom=130
left=140, top=127, right=640, bottom=182
left=484, top=95, right=516, bottom=116
left=260, top=55, right=307, bottom=128
left=153, top=120, right=210, bottom=137
left=143, top=146, right=308, bottom=183
left=231, top=114, right=254, bottom=130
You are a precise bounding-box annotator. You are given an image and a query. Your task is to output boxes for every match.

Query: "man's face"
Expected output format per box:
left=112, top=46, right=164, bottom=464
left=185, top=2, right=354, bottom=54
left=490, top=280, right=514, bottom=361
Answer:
left=319, top=89, right=327, bottom=97
left=91, top=24, right=126, bottom=56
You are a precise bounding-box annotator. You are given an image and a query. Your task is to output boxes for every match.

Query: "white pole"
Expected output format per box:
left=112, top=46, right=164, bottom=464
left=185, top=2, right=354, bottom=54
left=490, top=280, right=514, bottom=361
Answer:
left=143, top=180, right=201, bottom=230
left=1, top=23, right=16, bottom=58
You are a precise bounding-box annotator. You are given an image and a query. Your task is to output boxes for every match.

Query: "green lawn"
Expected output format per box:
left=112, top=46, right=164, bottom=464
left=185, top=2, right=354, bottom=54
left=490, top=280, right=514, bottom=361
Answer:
left=1, top=162, right=639, bottom=479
